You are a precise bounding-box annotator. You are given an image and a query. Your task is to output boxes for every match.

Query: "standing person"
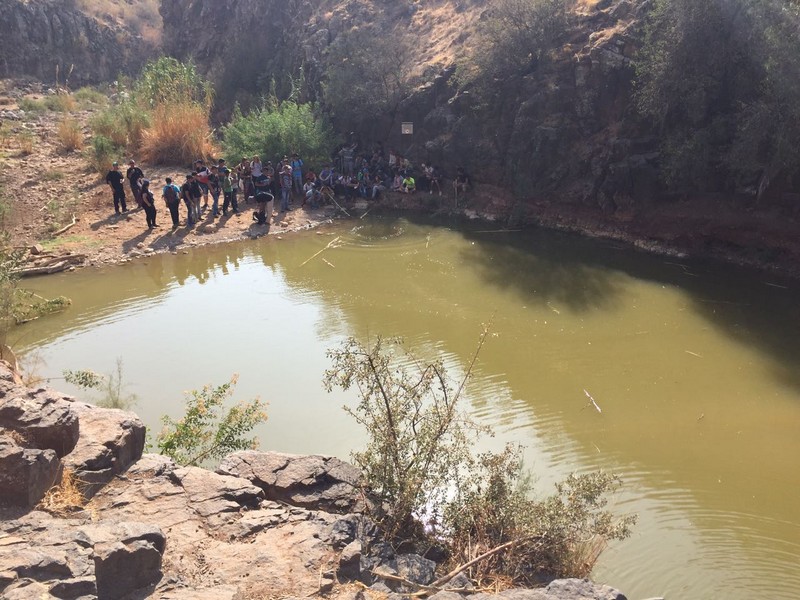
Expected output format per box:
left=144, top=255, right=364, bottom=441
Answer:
left=194, top=160, right=211, bottom=210
left=220, top=168, right=238, bottom=215
left=162, top=177, right=181, bottom=228
left=290, top=153, right=304, bottom=194
left=140, top=180, right=157, bottom=229
left=279, top=164, right=293, bottom=213
left=428, top=165, right=442, bottom=196
left=105, top=161, right=127, bottom=214
left=188, top=171, right=203, bottom=223
left=126, top=160, right=144, bottom=208
left=181, top=173, right=194, bottom=227
left=249, top=155, right=263, bottom=202
left=236, top=157, right=252, bottom=202
left=208, top=165, right=221, bottom=217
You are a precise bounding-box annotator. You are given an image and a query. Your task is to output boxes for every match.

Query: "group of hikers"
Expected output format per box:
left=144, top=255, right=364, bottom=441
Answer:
left=104, top=142, right=473, bottom=230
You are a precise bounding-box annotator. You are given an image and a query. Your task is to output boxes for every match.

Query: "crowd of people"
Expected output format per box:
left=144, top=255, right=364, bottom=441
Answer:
left=104, top=143, right=473, bottom=231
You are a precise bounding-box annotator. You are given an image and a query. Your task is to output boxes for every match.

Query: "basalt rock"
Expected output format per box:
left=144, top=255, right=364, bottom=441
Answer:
left=61, top=401, right=146, bottom=498
left=0, top=0, right=151, bottom=85
left=0, top=511, right=165, bottom=599
left=217, top=450, right=366, bottom=514
left=0, top=367, right=79, bottom=458
left=0, top=433, right=62, bottom=507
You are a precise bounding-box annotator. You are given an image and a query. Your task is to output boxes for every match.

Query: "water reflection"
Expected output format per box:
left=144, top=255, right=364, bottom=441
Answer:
left=10, top=214, right=800, bottom=600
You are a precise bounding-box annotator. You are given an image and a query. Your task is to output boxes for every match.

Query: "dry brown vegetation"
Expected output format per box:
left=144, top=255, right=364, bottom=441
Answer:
left=37, top=469, right=88, bottom=517
left=57, top=117, right=85, bottom=152
left=77, top=0, right=162, bottom=46
left=140, top=101, right=216, bottom=165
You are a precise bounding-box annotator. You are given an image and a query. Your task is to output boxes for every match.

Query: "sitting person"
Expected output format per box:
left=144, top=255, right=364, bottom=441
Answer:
left=391, top=172, right=404, bottom=192
left=303, top=179, right=320, bottom=208
left=454, top=166, right=471, bottom=196
left=402, top=174, right=416, bottom=194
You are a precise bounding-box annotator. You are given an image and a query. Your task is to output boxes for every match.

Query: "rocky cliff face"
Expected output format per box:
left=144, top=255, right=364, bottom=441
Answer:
left=160, top=0, right=660, bottom=209
left=0, top=0, right=151, bottom=85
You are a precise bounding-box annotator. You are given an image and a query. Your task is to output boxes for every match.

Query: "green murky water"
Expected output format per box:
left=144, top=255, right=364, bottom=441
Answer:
left=12, top=214, right=800, bottom=600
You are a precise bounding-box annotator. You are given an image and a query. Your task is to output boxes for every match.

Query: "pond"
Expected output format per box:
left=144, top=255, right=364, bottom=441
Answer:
left=12, top=214, right=800, bottom=600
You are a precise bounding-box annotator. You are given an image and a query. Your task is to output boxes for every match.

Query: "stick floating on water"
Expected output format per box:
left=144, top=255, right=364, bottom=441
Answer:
left=583, top=389, right=602, bottom=413
left=685, top=350, right=703, bottom=358
left=300, top=236, right=341, bottom=267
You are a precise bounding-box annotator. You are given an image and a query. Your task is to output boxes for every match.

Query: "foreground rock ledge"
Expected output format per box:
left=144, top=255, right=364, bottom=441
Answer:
left=0, top=361, right=628, bottom=599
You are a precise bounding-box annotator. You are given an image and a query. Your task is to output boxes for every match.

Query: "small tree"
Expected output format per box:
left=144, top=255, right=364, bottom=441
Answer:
left=324, top=335, right=488, bottom=539
left=325, top=332, right=636, bottom=586
left=157, top=376, right=267, bottom=467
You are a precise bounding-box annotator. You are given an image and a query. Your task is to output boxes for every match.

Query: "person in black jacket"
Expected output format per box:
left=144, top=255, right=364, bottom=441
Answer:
left=104, top=162, right=127, bottom=214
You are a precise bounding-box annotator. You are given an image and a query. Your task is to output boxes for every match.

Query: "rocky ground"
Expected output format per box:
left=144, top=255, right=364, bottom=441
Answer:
left=0, top=360, right=632, bottom=600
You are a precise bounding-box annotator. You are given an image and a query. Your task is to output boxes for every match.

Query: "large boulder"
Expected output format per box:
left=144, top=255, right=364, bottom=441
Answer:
left=0, top=511, right=165, bottom=599
left=217, top=450, right=365, bottom=514
left=0, top=433, right=62, bottom=507
left=62, top=402, right=146, bottom=497
left=0, top=365, right=79, bottom=458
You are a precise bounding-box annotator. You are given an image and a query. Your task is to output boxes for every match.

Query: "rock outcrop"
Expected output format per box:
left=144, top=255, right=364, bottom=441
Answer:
left=0, top=0, right=151, bottom=85
left=0, top=360, right=630, bottom=599
left=217, top=450, right=366, bottom=514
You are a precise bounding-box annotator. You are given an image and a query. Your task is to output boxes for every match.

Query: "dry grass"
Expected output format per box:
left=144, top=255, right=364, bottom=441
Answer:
left=77, top=0, right=161, bottom=45
left=37, top=469, right=87, bottom=517
left=17, top=131, right=35, bottom=156
left=57, top=117, right=85, bottom=152
left=139, top=101, right=216, bottom=165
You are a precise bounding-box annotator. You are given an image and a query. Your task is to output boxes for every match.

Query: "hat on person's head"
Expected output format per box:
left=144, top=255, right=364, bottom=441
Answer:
left=129, top=160, right=135, bottom=165
left=112, top=161, right=118, bottom=166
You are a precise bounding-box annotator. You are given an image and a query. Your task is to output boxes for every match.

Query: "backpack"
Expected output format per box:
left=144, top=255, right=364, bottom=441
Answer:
left=164, top=185, right=178, bottom=204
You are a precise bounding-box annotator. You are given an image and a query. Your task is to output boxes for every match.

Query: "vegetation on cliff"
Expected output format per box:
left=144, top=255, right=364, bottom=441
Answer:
left=636, top=0, right=800, bottom=196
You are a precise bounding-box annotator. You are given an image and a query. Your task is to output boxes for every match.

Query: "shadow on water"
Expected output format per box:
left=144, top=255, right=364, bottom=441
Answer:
left=434, top=214, right=800, bottom=394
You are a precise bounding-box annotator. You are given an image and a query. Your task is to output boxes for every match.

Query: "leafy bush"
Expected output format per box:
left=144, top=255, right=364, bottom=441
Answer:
left=56, top=117, right=84, bottom=152
left=88, top=58, right=214, bottom=166
left=90, top=102, right=150, bottom=150
left=74, top=86, right=109, bottom=108
left=325, top=336, right=486, bottom=538
left=326, top=335, right=636, bottom=586
left=222, top=98, right=338, bottom=168
left=443, top=447, right=636, bottom=587
left=133, top=57, right=212, bottom=110
left=18, top=97, right=47, bottom=114
left=89, top=135, right=124, bottom=175
left=157, top=376, right=268, bottom=467
left=44, top=94, right=78, bottom=113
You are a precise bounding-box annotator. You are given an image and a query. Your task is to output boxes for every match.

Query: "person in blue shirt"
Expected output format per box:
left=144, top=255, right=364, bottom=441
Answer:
left=290, top=153, right=304, bottom=194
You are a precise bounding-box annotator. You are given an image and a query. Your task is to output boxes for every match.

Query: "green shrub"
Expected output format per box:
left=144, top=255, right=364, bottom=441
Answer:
left=325, top=334, right=636, bottom=586
left=443, top=447, right=636, bottom=586
left=133, top=56, right=212, bottom=109
left=74, top=86, right=109, bottom=108
left=18, top=97, right=47, bottom=114
left=157, top=376, right=268, bottom=467
left=89, top=135, right=123, bottom=175
left=222, top=98, right=338, bottom=168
